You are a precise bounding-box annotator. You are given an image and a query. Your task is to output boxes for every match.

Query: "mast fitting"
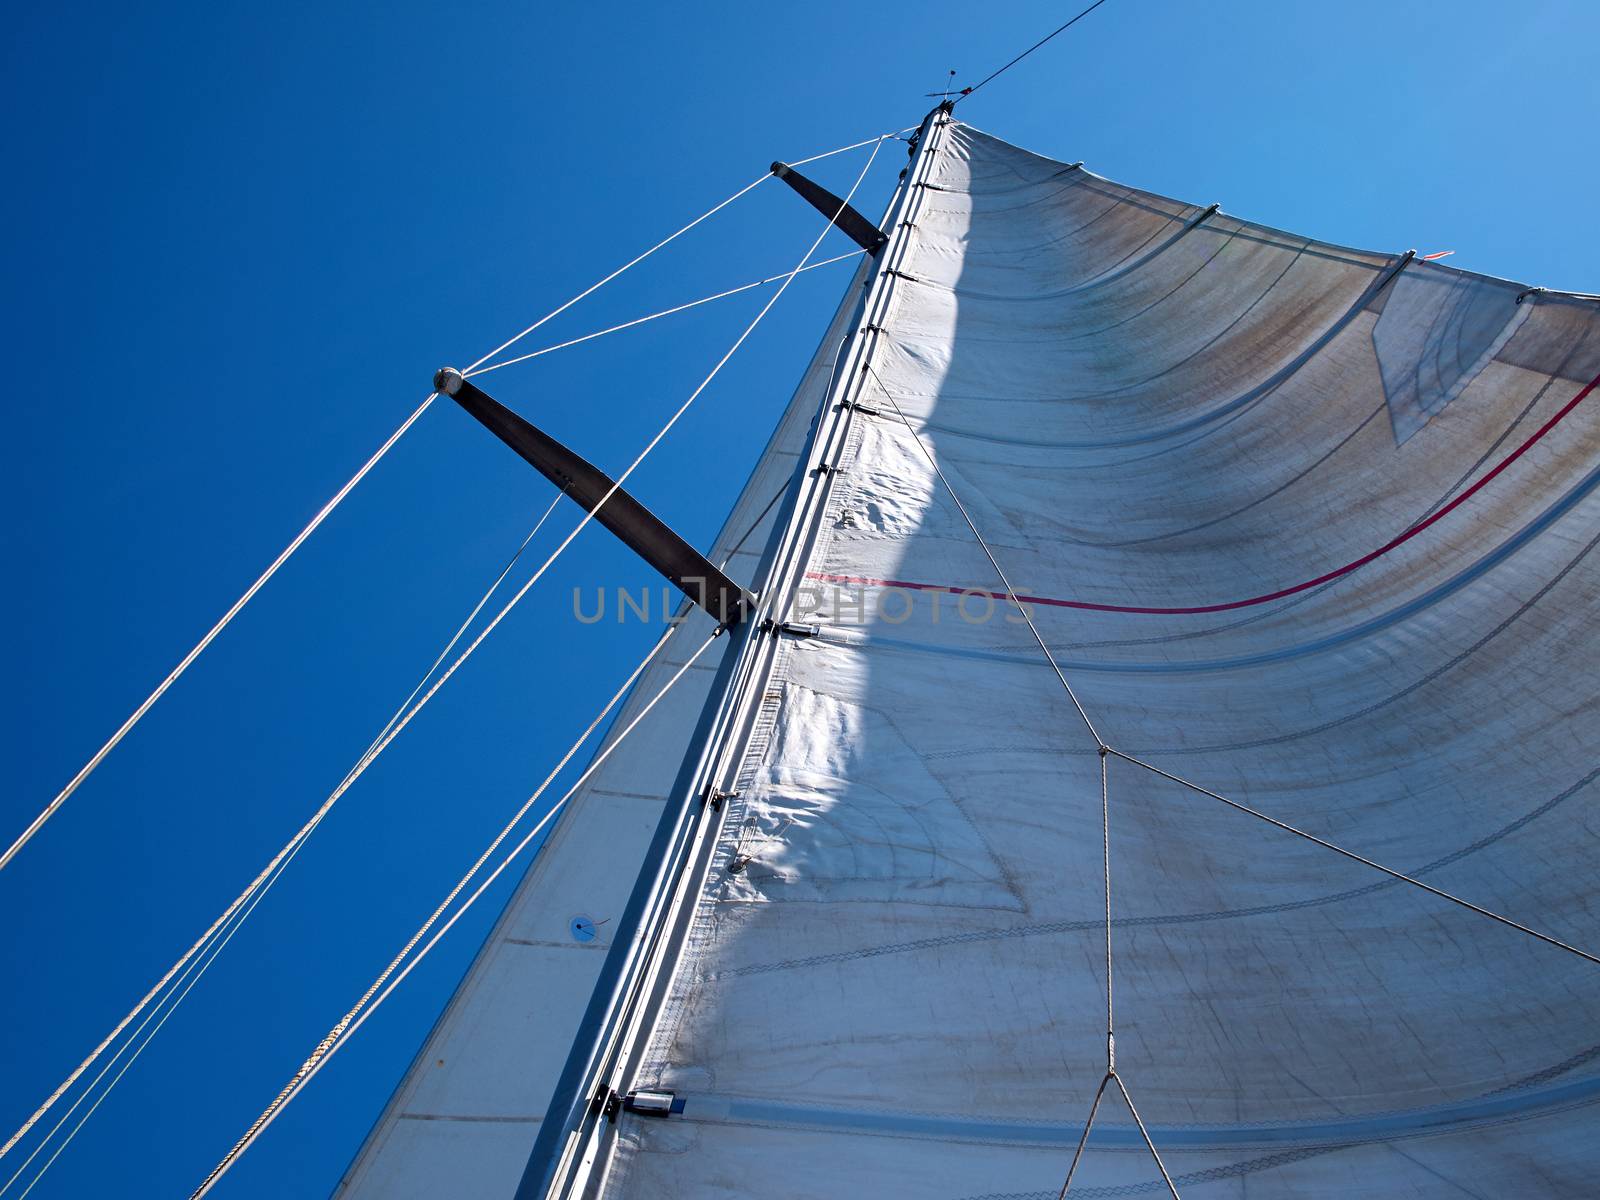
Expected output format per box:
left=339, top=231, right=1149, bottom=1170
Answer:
left=621, top=1089, right=682, bottom=1118
left=761, top=618, right=819, bottom=639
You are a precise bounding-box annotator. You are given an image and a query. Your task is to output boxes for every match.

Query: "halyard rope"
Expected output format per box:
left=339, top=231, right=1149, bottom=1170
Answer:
left=1056, top=752, right=1181, bottom=1199
left=853, top=122, right=1179, bottom=1191
left=868, top=365, right=1180, bottom=1194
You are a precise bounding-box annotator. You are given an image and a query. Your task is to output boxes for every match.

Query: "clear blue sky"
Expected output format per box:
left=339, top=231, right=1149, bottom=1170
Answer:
left=3, top=1, right=1596, bottom=1195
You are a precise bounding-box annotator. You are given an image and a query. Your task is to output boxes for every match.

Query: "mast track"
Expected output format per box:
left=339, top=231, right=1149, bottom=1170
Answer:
left=519, top=104, right=955, bottom=1200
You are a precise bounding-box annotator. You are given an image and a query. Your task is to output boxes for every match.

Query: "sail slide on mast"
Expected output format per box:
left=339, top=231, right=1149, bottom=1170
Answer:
left=337, top=114, right=1600, bottom=1199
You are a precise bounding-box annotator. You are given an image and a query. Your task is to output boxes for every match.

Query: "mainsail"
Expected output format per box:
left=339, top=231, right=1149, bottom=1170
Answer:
left=341, top=110, right=1599, bottom=1197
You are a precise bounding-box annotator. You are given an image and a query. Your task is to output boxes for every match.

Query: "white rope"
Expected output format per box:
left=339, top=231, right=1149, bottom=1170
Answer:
left=7, top=149, right=806, bottom=871
left=0, top=495, right=564, bottom=1168
left=462, top=127, right=907, bottom=379
left=476, top=132, right=890, bottom=630
left=465, top=250, right=865, bottom=380
left=10, top=492, right=570, bottom=1196
left=11, top=126, right=900, bottom=871
left=1109, top=1074, right=1182, bottom=1199
left=190, top=629, right=723, bottom=1198
left=185, top=130, right=892, bottom=1197
left=461, top=176, right=768, bottom=376
left=5, top=821, right=296, bottom=1199
left=355, top=491, right=566, bottom=755
left=4, top=127, right=890, bottom=1178
left=0, top=392, right=436, bottom=875
left=5, top=127, right=893, bottom=1186
left=868, top=365, right=1104, bottom=746
left=788, top=131, right=909, bottom=166
left=461, top=126, right=905, bottom=375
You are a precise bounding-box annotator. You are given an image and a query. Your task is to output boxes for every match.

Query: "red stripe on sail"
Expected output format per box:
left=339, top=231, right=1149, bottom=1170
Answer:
left=806, top=371, right=1599, bottom=616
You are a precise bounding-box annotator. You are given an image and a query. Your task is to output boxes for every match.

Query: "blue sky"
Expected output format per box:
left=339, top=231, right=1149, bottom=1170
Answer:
left=3, top=1, right=1596, bottom=1195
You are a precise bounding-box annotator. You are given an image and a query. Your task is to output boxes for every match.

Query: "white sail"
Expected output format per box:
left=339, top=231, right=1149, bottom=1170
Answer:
left=333, top=253, right=883, bottom=1198
left=344, top=108, right=1600, bottom=1199
left=576, top=118, right=1600, bottom=1196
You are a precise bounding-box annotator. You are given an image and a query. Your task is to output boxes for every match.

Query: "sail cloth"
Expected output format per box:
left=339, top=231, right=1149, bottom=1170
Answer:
left=343, top=116, right=1599, bottom=1199
left=588, top=123, right=1600, bottom=1196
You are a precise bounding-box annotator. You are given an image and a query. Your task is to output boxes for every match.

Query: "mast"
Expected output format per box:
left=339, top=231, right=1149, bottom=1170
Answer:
left=519, top=102, right=955, bottom=1200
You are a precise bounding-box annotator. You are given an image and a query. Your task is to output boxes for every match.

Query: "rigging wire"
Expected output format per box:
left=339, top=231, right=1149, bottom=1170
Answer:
left=465, top=250, right=866, bottom=380
left=864, top=292, right=1594, bottom=1190
left=869, top=344, right=1596, bottom=1184
left=436, top=131, right=890, bottom=696
left=1100, top=752, right=1113, bottom=1058
left=4, top=182, right=759, bottom=876
left=857, top=130, right=1175, bottom=1183
left=1057, top=1073, right=1110, bottom=1199
left=0, top=493, right=564, bottom=1172
left=4, top=126, right=897, bottom=873
left=1107, top=1074, right=1181, bottom=1198
left=858, top=175, right=1172, bottom=1182
left=190, top=628, right=724, bottom=1198
left=957, top=0, right=1114, bottom=102
left=790, top=132, right=913, bottom=166
left=1056, top=751, right=1181, bottom=1199
left=464, top=128, right=902, bottom=376
left=186, top=133, right=894, bottom=1196
left=0, top=388, right=432, bottom=876
left=6, top=128, right=895, bottom=1185
left=6, top=830, right=291, bottom=1199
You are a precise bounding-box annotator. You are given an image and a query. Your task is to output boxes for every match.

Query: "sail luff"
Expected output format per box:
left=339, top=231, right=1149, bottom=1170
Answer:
left=524, top=105, right=955, bottom=1200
